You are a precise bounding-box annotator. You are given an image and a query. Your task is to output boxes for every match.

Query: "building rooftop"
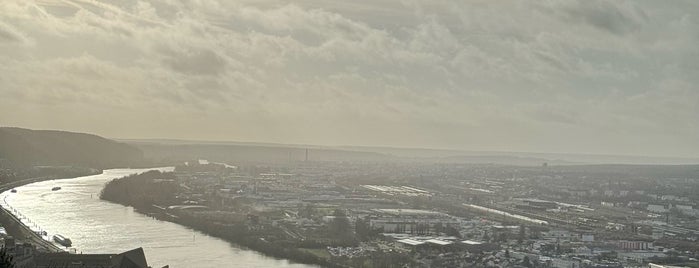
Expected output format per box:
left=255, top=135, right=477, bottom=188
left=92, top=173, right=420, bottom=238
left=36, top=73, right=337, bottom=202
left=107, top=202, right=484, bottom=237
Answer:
left=373, top=208, right=447, bottom=217
left=396, top=239, right=425, bottom=246
left=424, top=239, right=453, bottom=246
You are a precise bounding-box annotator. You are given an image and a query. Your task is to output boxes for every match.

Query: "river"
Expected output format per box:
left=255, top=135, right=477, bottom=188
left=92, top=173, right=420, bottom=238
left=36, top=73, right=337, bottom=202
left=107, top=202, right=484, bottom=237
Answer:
left=0, top=168, right=318, bottom=268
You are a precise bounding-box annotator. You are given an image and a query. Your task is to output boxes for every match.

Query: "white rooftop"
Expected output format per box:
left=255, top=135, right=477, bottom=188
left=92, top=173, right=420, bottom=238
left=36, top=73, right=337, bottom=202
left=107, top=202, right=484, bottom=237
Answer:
left=425, top=239, right=453, bottom=246
left=396, top=239, right=425, bottom=246
left=373, top=208, right=447, bottom=217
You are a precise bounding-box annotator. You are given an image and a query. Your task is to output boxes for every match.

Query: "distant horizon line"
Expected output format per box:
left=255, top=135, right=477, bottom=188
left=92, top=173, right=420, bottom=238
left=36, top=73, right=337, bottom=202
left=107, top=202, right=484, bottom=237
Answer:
left=3, top=126, right=697, bottom=162
left=115, top=137, right=699, bottom=162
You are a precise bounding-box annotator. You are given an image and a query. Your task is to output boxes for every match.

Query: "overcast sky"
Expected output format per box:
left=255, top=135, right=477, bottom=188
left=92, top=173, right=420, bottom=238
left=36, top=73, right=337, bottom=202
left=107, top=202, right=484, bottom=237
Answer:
left=1, top=0, right=698, bottom=157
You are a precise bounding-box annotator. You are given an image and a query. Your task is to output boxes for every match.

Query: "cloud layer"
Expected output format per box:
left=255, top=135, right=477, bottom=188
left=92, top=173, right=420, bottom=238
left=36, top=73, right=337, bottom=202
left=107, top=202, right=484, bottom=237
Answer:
left=1, top=0, right=697, bottom=157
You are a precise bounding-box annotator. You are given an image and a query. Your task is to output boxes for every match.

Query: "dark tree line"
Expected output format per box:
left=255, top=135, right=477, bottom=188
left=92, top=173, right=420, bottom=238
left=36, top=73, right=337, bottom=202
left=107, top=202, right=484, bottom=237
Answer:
left=0, top=247, right=13, bottom=268
left=100, top=170, right=178, bottom=209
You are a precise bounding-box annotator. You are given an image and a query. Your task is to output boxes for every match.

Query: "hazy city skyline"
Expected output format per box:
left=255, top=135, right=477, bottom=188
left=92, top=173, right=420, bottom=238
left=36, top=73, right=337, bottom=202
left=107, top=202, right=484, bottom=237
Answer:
left=1, top=0, right=698, bottom=158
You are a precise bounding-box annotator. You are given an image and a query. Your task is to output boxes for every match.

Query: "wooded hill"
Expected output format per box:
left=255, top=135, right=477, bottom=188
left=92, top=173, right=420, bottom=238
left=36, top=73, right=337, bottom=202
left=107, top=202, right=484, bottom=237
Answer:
left=0, top=127, right=143, bottom=168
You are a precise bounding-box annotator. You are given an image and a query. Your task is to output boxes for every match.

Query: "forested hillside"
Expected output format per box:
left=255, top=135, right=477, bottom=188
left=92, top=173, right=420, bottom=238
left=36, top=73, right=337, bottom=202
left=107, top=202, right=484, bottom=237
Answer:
left=0, top=127, right=143, bottom=168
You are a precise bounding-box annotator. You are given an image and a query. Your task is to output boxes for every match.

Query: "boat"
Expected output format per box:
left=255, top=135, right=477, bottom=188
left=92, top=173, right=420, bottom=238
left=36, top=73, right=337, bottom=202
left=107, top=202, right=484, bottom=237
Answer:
left=53, top=234, right=72, bottom=247
left=51, top=187, right=61, bottom=191
left=10, top=189, right=16, bottom=193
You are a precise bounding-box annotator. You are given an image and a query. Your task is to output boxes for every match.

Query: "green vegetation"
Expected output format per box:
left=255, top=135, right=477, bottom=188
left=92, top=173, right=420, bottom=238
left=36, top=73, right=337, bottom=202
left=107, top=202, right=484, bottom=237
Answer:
left=99, top=171, right=416, bottom=268
left=100, top=171, right=178, bottom=208
left=328, top=209, right=354, bottom=243
left=0, top=247, right=14, bottom=268
left=298, top=248, right=331, bottom=259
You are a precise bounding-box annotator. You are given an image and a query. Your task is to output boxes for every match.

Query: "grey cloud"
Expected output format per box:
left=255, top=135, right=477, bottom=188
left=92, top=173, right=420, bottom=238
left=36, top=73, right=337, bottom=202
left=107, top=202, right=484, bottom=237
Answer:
left=0, top=0, right=698, bottom=157
left=0, top=21, right=26, bottom=43
left=530, top=106, right=580, bottom=125
left=160, top=47, right=227, bottom=76
left=561, top=1, right=644, bottom=35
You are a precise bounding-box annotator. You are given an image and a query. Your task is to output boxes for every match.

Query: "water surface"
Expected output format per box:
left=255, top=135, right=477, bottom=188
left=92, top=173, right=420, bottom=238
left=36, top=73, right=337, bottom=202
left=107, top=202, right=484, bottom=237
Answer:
left=1, top=168, right=317, bottom=268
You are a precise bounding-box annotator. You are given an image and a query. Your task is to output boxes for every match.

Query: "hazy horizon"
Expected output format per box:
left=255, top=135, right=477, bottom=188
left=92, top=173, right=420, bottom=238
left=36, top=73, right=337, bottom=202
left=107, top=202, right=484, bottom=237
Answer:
left=117, top=136, right=699, bottom=161
left=1, top=0, right=698, bottom=158
left=1, top=2, right=699, bottom=265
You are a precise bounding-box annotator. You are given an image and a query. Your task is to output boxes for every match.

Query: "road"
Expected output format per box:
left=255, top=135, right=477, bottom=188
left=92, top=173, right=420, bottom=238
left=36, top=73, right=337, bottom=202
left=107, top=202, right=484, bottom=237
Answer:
left=0, top=177, right=65, bottom=252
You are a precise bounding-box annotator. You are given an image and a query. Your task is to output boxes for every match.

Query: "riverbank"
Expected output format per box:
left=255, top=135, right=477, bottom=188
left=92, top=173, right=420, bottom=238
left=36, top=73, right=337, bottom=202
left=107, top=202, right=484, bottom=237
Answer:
left=0, top=203, right=63, bottom=252
left=0, top=171, right=100, bottom=252
left=6, top=168, right=316, bottom=268
left=143, top=210, right=343, bottom=268
left=100, top=171, right=341, bottom=268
